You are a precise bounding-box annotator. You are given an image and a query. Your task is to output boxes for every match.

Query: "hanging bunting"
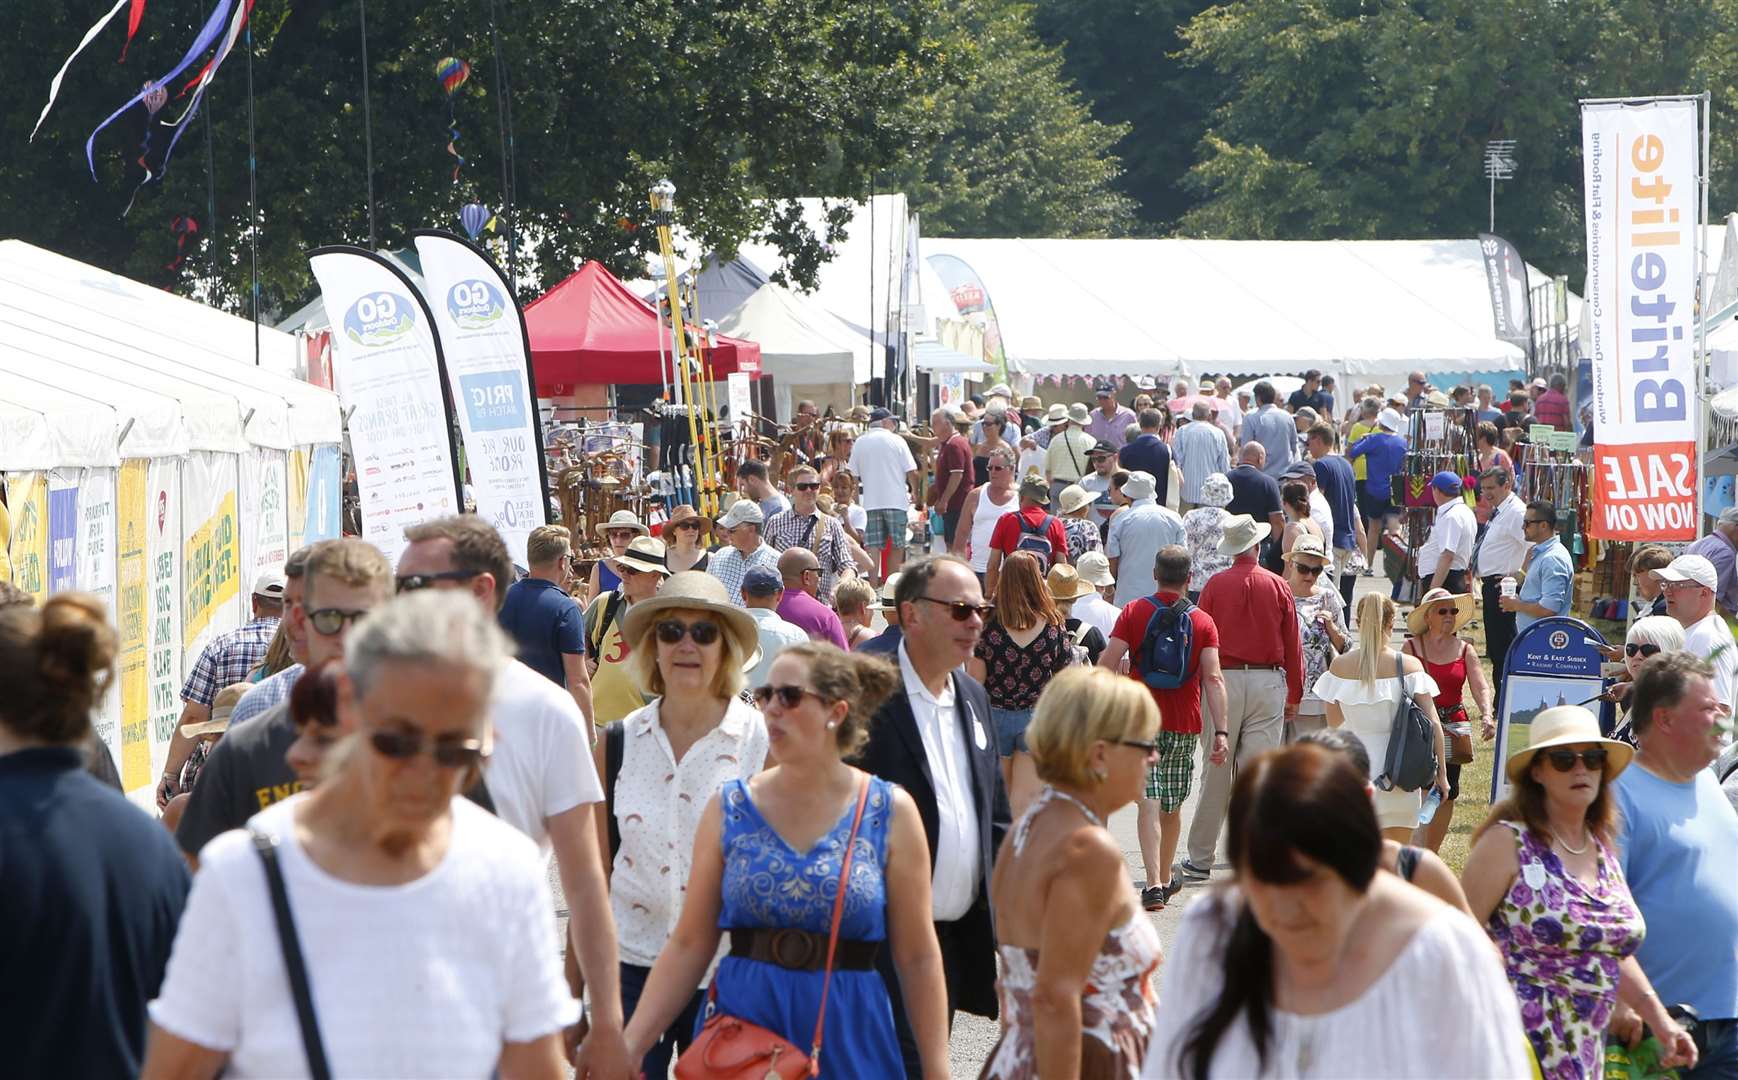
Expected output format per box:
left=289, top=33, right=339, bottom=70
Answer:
left=31, top=0, right=132, bottom=141
left=120, top=0, right=149, bottom=60
left=84, top=0, right=233, bottom=179
left=434, top=56, right=471, bottom=183
left=164, top=214, right=198, bottom=270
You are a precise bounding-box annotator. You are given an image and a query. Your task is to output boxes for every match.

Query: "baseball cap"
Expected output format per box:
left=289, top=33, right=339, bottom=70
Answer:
left=868, top=407, right=893, bottom=423
left=1431, top=471, right=1463, bottom=495
left=1095, top=383, right=1116, bottom=397
left=1654, top=554, right=1718, bottom=591
left=742, top=566, right=784, bottom=597
left=252, top=568, right=287, bottom=599
left=718, top=500, right=764, bottom=529
left=1281, top=460, right=1315, bottom=480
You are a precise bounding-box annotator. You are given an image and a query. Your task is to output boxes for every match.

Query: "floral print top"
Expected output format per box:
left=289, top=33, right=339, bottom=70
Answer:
left=1063, top=516, right=1103, bottom=561
left=1485, top=821, right=1644, bottom=1079
left=1183, top=507, right=1233, bottom=593
left=1294, top=587, right=1346, bottom=713
left=974, top=619, right=1073, bottom=711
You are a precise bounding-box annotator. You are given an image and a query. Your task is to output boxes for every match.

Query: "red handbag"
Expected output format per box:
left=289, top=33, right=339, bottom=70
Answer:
left=674, top=775, right=871, bottom=1080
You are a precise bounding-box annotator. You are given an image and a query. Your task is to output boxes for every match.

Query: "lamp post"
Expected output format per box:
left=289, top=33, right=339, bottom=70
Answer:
left=1484, top=139, right=1517, bottom=233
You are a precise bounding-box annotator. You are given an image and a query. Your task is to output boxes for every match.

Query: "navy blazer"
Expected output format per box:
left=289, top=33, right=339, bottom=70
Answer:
left=856, top=662, right=1011, bottom=1018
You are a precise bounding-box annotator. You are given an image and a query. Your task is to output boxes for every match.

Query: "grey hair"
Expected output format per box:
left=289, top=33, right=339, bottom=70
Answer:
left=1627, top=615, right=1686, bottom=652
left=345, top=590, right=512, bottom=697
left=1360, top=396, right=1381, bottom=416
left=1191, top=400, right=1214, bottom=420
left=1718, top=507, right=1738, bottom=527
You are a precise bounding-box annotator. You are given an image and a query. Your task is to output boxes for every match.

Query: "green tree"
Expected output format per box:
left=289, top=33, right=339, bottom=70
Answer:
left=1175, top=0, right=1738, bottom=278
left=2, top=0, right=954, bottom=312
left=894, top=0, right=1137, bottom=238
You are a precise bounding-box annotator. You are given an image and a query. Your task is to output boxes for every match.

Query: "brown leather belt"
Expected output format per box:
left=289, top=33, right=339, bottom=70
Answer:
left=1221, top=662, right=1280, bottom=671
left=728, top=928, right=882, bottom=972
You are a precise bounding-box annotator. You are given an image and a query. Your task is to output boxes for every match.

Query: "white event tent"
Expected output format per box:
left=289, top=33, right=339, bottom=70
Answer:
left=923, top=238, right=1541, bottom=393
left=0, top=241, right=340, bottom=805
left=715, top=281, right=874, bottom=419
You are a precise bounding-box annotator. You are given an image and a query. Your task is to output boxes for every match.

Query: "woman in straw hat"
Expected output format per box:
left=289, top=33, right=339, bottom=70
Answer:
left=587, top=509, right=650, bottom=602
left=1462, top=706, right=1697, bottom=1076
left=1047, top=563, right=1109, bottom=668
left=1402, top=586, right=1492, bottom=852
left=1056, top=483, right=1105, bottom=562
left=1181, top=472, right=1234, bottom=600
left=593, top=570, right=768, bottom=1078
left=1282, top=536, right=1348, bottom=742
left=661, top=504, right=713, bottom=575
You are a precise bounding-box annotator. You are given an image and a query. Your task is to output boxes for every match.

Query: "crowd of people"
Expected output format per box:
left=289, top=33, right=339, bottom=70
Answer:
left=2, top=373, right=1736, bottom=1080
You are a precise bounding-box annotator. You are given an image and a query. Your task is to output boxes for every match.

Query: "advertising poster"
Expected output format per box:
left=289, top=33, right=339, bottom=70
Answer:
left=7, top=471, right=48, bottom=605
left=47, top=471, right=78, bottom=595
left=304, top=444, right=342, bottom=542
left=241, top=448, right=289, bottom=588
left=310, top=247, right=459, bottom=567
left=286, top=448, right=310, bottom=554
left=77, top=467, right=120, bottom=763
left=414, top=232, right=547, bottom=564
left=1581, top=99, right=1700, bottom=539
left=182, top=451, right=242, bottom=653
left=145, top=458, right=182, bottom=782
left=1491, top=617, right=1608, bottom=803
left=116, top=459, right=151, bottom=793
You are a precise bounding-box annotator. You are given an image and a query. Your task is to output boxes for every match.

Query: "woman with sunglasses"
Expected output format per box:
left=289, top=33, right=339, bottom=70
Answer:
left=1281, top=536, right=1347, bottom=744
left=144, top=591, right=576, bottom=1079
left=1461, top=706, right=1697, bottom=1077
left=1601, top=615, right=1685, bottom=746
left=955, top=446, right=1020, bottom=581
left=980, top=667, right=1163, bottom=1080
left=974, top=409, right=1013, bottom=486
left=592, top=571, right=767, bottom=1079
left=587, top=511, right=650, bottom=604
left=662, top=505, right=713, bottom=574
left=621, top=643, right=951, bottom=1079
left=1401, top=587, right=1493, bottom=853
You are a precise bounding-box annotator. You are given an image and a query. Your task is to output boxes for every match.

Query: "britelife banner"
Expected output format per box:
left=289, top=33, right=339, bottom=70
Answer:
left=1582, top=99, right=1700, bottom=539
left=1477, top=233, right=1533, bottom=355
left=414, top=232, right=547, bottom=564
left=309, top=246, right=460, bottom=567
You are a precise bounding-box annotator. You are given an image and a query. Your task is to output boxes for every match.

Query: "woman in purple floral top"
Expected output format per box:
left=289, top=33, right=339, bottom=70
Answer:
left=969, top=552, right=1074, bottom=816
left=1461, top=706, right=1697, bottom=1078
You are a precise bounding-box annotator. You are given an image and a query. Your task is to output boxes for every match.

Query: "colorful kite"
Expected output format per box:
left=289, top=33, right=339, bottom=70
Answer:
left=435, top=56, right=471, bottom=183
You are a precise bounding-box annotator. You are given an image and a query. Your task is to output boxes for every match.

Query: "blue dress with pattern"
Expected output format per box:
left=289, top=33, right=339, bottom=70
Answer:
left=705, top=776, right=904, bottom=1078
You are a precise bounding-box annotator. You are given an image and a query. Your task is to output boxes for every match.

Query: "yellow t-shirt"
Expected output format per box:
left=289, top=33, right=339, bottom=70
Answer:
left=1348, top=421, right=1380, bottom=481
left=586, top=593, right=645, bottom=725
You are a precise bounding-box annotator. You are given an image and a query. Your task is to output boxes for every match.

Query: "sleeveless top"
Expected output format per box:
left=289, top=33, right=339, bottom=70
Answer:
left=980, top=787, right=1161, bottom=1080
left=969, top=484, right=1018, bottom=572
left=1405, top=637, right=1468, bottom=708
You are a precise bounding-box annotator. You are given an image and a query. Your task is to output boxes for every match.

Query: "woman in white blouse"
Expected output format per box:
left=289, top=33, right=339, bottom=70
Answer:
left=142, top=591, right=575, bottom=1080
left=1143, top=743, right=1528, bottom=1079
left=592, top=571, right=768, bottom=1079
left=1311, top=593, right=1449, bottom=840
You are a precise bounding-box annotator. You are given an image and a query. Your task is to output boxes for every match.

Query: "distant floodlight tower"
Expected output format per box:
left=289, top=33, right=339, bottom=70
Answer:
left=1484, top=139, right=1517, bottom=232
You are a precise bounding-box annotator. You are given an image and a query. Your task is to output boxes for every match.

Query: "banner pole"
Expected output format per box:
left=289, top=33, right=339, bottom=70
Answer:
left=1699, top=91, right=1712, bottom=539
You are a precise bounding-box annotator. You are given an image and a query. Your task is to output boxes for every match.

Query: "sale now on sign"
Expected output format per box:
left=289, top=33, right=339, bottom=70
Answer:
left=1581, top=99, right=1701, bottom=540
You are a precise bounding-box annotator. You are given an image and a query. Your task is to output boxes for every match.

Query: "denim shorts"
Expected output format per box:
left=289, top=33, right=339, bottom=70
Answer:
left=992, top=706, right=1034, bottom=756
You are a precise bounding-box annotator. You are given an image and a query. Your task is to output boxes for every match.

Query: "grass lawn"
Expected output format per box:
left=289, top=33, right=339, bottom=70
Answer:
left=1436, top=742, right=1495, bottom=875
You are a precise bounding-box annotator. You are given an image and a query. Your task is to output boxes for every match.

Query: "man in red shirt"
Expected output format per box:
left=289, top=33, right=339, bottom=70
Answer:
left=983, top=477, right=1070, bottom=597
left=1532, top=372, right=1573, bottom=431
left=1098, top=545, right=1228, bottom=910
left=929, top=406, right=975, bottom=549
left=1183, top=513, right=1303, bottom=881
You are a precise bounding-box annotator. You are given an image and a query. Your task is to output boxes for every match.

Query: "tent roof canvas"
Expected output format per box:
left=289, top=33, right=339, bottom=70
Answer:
left=714, top=282, right=871, bottom=385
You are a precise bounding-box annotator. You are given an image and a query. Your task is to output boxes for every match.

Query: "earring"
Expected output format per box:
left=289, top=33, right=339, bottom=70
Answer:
left=825, top=720, right=838, bottom=730
left=1091, top=766, right=1108, bottom=783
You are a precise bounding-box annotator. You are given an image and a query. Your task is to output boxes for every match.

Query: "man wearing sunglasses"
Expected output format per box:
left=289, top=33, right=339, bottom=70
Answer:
left=1500, top=501, right=1573, bottom=632
left=175, top=539, right=391, bottom=865
left=773, top=546, right=849, bottom=650
left=765, top=465, right=860, bottom=604
left=855, top=554, right=1011, bottom=1077
left=1655, top=553, right=1738, bottom=708
left=398, top=514, right=633, bottom=1079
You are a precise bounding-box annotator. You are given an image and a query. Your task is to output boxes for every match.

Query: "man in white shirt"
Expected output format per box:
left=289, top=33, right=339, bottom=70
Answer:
left=738, top=566, right=809, bottom=688
left=1657, top=554, right=1738, bottom=706
left=1215, top=377, right=1243, bottom=438
left=856, top=554, right=1009, bottom=1075
left=1415, top=471, right=1476, bottom=594
left=848, top=407, right=920, bottom=581
left=396, top=515, right=631, bottom=1076
left=1107, top=471, right=1187, bottom=606
left=1473, top=466, right=1529, bottom=683
left=1071, top=551, right=1122, bottom=642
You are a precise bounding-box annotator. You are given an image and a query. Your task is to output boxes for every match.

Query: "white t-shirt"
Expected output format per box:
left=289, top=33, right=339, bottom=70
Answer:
left=486, top=659, right=605, bottom=857
left=846, top=503, right=867, bottom=535
left=150, top=796, right=577, bottom=1078
left=1682, top=611, right=1738, bottom=705
left=848, top=427, right=919, bottom=511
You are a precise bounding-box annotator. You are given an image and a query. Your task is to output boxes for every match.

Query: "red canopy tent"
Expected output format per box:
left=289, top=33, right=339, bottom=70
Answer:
left=525, top=260, right=761, bottom=395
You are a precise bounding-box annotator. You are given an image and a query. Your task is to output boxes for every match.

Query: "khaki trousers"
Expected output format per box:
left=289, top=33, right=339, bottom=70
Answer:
left=1187, top=667, right=1287, bottom=868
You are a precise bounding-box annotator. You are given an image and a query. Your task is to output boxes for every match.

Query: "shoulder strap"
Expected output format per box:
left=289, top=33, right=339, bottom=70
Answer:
left=1395, top=844, right=1422, bottom=882
left=604, top=722, right=626, bottom=861
left=589, top=590, right=625, bottom=655
left=810, top=775, right=872, bottom=1072
left=251, top=830, right=332, bottom=1080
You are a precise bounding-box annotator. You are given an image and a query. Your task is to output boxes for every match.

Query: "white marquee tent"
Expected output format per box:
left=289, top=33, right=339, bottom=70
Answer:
left=715, top=281, right=873, bottom=418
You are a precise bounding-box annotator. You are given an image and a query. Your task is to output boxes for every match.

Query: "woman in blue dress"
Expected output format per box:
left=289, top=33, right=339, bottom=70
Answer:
left=621, top=643, right=952, bottom=1079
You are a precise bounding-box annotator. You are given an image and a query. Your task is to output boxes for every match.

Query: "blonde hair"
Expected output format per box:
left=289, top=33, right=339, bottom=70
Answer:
left=1627, top=615, right=1685, bottom=652
left=1027, top=667, right=1159, bottom=787
left=833, top=578, right=876, bottom=618
left=1355, top=593, right=1397, bottom=686
left=627, top=606, right=747, bottom=701
left=526, top=524, right=572, bottom=567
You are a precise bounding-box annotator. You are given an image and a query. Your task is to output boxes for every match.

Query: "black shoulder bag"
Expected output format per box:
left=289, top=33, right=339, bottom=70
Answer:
left=250, top=830, right=332, bottom=1080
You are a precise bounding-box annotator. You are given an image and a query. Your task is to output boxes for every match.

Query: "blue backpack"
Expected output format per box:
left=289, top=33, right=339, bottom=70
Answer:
left=1138, top=595, right=1196, bottom=690
left=1013, top=513, right=1058, bottom=567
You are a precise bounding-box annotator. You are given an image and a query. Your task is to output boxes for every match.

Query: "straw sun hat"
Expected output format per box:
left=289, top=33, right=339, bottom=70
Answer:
left=1504, top=705, right=1634, bottom=783
left=1045, top=563, right=1096, bottom=602
left=1405, top=587, right=1476, bottom=638
left=595, top=509, right=649, bottom=541
left=1217, top=514, right=1270, bottom=557
left=620, top=571, right=761, bottom=670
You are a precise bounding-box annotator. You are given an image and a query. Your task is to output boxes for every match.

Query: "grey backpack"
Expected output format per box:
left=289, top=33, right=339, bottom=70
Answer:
left=1376, top=653, right=1438, bottom=792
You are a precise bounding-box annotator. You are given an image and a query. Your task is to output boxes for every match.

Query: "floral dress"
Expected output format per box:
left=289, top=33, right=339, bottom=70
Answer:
left=1485, top=822, right=1645, bottom=1079
left=1063, top=516, right=1103, bottom=561
left=974, top=620, right=1073, bottom=712
left=1182, top=507, right=1232, bottom=593
left=1293, top=587, right=1346, bottom=717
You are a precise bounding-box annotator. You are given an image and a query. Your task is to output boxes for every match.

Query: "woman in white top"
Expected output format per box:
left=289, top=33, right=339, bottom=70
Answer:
left=1311, top=593, right=1449, bottom=839
left=143, top=592, right=576, bottom=1080
left=955, top=445, right=1020, bottom=579
left=1143, top=743, right=1528, bottom=1080
left=592, top=571, right=768, bottom=1080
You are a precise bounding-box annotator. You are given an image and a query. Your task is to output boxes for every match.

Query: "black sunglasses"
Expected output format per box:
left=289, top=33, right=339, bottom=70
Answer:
left=1524, top=518, right=1551, bottom=528
left=396, top=569, right=481, bottom=594
left=306, top=608, right=371, bottom=636
left=1292, top=563, right=1324, bottom=578
left=656, top=619, right=721, bottom=646
left=752, top=685, right=830, bottom=710
left=916, top=596, right=994, bottom=622
left=795, top=482, right=821, bottom=491
left=673, top=520, right=702, bottom=530
left=1544, top=748, right=1609, bottom=772
left=1117, top=738, right=1160, bottom=754
left=368, top=729, right=486, bottom=769
left=1625, top=642, right=1661, bottom=658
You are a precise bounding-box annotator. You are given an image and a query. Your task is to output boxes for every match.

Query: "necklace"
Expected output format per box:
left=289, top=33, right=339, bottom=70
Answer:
left=1551, top=828, right=1591, bottom=855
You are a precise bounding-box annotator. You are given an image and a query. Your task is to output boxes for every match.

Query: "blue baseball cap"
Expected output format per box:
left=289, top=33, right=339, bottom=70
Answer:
left=742, top=566, right=784, bottom=596
left=1431, top=471, right=1463, bottom=495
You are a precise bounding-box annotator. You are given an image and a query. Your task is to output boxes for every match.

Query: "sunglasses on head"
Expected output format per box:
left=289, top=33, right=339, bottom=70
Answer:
left=368, top=729, right=486, bottom=769
left=916, top=595, right=994, bottom=622
left=1543, top=747, right=1608, bottom=772
left=1625, top=642, right=1661, bottom=658
left=655, top=618, right=721, bottom=646
left=306, top=607, right=371, bottom=636
left=395, top=569, right=481, bottom=594
left=752, top=684, right=829, bottom=710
